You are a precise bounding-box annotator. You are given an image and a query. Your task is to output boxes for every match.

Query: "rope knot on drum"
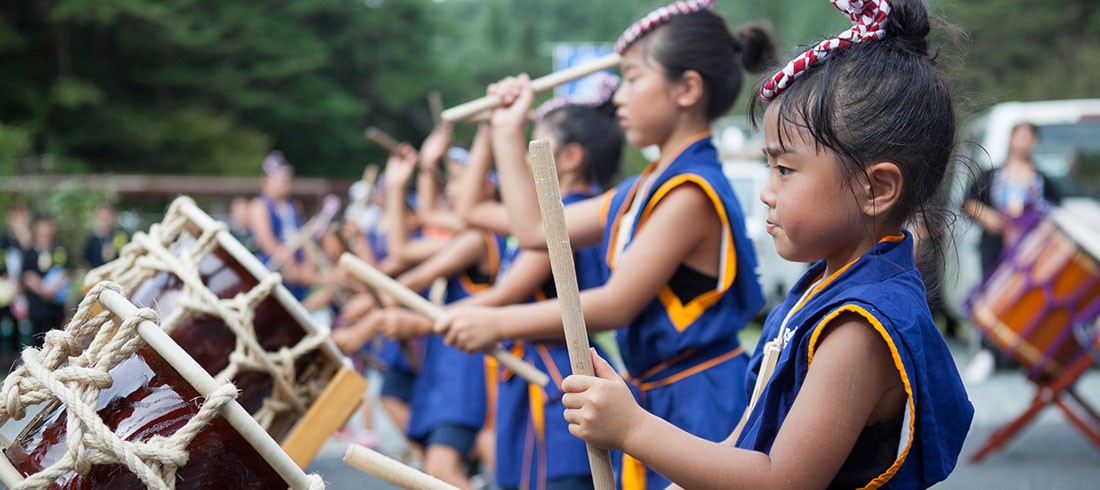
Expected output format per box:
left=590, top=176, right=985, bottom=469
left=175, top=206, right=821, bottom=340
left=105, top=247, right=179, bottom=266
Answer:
left=84, top=199, right=330, bottom=431
left=0, top=282, right=239, bottom=489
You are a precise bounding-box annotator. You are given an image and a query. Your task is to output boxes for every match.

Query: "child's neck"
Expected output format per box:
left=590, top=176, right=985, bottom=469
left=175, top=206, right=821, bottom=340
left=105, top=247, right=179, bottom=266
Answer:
left=822, top=225, right=904, bottom=278
left=655, top=118, right=711, bottom=170
left=558, top=170, right=589, bottom=196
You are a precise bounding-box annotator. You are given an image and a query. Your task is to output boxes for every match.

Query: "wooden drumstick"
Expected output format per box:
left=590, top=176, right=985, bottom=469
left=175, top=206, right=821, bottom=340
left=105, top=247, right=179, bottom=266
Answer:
left=98, top=288, right=319, bottom=490
left=528, top=139, right=615, bottom=490
left=365, top=126, right=445, bottom=182
left=344, top=443, right=458, bottom=490
left=338, top=252, right=550, bottom=387
left=428, top=91, right=444, bottom=126
left=442, top=53, right=621, bottom=123
left=365, top=126, right=404, bottom=155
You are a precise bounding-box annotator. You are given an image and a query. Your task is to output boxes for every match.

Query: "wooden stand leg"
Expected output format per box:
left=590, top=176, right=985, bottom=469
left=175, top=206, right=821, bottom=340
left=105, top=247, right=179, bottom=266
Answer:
left=971, top=355, right=1096, bottom=463
left=281, top=366, right=370, bottom=468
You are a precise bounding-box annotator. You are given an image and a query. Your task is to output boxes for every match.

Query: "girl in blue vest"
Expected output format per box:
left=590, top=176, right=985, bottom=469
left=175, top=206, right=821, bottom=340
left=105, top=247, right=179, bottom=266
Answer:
left=437, top=2, right=774, bottom=488
left=432, top=75, right=623, bottom=489
left=249, top=151, right=316, bottom=300
left=365, top=229, right=504, bottom=489
left=560, top=1, right=974, bottom=488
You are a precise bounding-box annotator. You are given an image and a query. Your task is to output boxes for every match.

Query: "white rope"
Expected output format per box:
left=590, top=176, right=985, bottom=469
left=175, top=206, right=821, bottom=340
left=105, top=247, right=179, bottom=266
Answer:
left=83, top=199, right=332, bottom=431
left=0, top=282, right=239, bottom=489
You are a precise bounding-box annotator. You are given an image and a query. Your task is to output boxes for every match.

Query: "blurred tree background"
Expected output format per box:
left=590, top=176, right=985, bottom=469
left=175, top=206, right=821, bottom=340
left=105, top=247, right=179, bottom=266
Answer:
left=0, top=0, right=1097, bottom=181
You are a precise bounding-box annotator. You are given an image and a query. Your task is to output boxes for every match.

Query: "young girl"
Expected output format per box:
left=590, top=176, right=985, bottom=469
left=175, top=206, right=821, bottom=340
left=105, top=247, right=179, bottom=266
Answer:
left=436, top=2, right=775, bottom=488
left=560, top=1, right=974, bottom=488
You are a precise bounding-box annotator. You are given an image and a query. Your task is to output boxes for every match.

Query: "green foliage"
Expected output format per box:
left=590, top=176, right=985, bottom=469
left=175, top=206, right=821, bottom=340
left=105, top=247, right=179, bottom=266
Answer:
left=1, top=0, right=1096, bottom=181
left=45, top=180, right=117, bottom=253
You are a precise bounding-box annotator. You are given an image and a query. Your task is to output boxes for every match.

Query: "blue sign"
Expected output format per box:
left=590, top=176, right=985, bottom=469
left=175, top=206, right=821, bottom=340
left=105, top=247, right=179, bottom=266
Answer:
left=551, top=43, right=615, bottom=99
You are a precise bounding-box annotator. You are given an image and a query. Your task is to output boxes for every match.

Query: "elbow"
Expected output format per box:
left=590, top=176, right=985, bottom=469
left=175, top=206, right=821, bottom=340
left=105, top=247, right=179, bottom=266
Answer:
left=514, top=226, right=549, bottom=250
left=583, top=287, right=637, bottom=329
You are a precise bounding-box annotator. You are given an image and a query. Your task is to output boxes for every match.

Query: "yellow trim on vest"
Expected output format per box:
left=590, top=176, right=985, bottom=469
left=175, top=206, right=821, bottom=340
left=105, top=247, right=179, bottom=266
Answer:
left=806, top=305, right=916, bottom=490
left=484, top=356, right=499, bottom=428
left=636, top=175, right=736, bottom=331
left=599, top=188, right=616, bottom=229
left=621, top=453, right=647, bottom=490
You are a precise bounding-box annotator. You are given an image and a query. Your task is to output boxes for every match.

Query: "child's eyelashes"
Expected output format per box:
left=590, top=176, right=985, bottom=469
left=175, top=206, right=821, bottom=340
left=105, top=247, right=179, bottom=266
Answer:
left=763, top=159, right=792, bottom=176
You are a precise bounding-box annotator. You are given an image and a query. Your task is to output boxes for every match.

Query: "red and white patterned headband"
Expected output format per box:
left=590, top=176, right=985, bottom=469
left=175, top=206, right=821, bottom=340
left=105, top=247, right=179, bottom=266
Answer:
left=534, top=73, right=620, bottom=121
left=614, top=0, right=716, bottom=54
left=759, top=0, right=891, bottom=101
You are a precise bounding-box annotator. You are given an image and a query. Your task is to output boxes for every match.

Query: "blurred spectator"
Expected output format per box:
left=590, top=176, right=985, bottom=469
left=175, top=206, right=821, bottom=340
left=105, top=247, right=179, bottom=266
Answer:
left=963, top=122, right=1062, bottom=379
left=964, top=122, right=1062, bottom=275
left=228, top=196, right=258, bottom=254
left=1, top=203, right=32, bottom=355
left=249, top=151, right=317, bottom=300
left=21, top=214, right=71, bottom=347
left=83, top=201, right=129, bottom=269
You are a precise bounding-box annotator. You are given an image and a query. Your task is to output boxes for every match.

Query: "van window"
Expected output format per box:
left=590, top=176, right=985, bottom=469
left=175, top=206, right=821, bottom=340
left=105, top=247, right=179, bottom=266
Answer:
left=1036, top=119, right=1100, bottom=198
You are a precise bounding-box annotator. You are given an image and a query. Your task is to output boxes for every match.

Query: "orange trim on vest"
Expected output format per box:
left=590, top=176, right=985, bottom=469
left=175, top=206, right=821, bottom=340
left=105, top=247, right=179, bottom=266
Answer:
left=638, top=175, right=737, bottom=331
left=636, top=346, right=744, bottom=392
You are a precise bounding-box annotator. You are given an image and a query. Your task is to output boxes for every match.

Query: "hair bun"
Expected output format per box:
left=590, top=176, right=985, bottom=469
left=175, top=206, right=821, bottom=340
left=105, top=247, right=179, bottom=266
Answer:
left=733, top=22, right=778, bottom=74
left=886, top=0, right=931, bottom=56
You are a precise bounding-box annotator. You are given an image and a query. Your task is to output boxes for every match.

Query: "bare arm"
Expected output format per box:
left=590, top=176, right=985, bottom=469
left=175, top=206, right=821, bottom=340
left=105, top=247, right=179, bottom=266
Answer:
left=963, top=199, right=1004, bottom=235
left=396, top=231, right=487, bottom=293
left=457, top=249, right=553, bottom=309
left=416, top=123, right=452, bottom=217
left=455, top=123, right=513, bottom=235
left=488, top=75, right=604, bottom=250
left=384, top=144, right=447, bottom=271
left=563, top=314, right=903, bottom=490
left=437, top=185, right=719, bottom=348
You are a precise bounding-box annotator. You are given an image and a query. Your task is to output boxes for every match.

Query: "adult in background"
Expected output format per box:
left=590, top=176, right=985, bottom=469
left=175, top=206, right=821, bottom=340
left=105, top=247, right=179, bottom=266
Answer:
left=963, top=122, right=1062, bottom=379
left=228, top=196, right=259, bottom=255
left=1, top=203, right=32, bottom=358
left=21, top=214, right=71, bottom=347
left=83, top=201, right=129, bottom=269
left=964, top=122, right=1062, bottom=275
left=249, top=151, right=317, bottom=300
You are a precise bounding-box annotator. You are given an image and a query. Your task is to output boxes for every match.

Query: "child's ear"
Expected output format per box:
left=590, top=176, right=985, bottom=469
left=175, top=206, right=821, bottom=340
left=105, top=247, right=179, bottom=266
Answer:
left=675, top=70, right=705, bottom=109
left=862, top=161, right=903, bottom=218
left=557, top=142, right=586, bottom=175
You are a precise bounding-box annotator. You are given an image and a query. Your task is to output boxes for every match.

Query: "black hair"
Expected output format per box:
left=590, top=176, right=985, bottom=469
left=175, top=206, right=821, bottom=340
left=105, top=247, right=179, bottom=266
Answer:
left=637, top=11, right=777, bottom=121
left=750, top=0, right=955, bottom=268
left=539, top=100, right=624, bottom=189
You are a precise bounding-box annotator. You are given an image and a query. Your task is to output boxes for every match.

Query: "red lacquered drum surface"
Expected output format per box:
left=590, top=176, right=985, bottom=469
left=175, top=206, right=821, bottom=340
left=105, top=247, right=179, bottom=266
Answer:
left=127, top=243, right=323, bottom=429
left=4, top=347, right=287, bottom=488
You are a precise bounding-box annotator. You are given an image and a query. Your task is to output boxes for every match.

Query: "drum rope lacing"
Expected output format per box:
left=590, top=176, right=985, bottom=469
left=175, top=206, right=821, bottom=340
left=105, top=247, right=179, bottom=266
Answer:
left=84, top=199, right=330, bottom=431
left=0, top=282, right=240, bottom=489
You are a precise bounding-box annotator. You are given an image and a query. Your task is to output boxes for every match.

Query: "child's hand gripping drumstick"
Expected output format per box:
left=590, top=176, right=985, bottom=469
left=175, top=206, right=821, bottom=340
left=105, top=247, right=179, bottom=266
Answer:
left=528, top=139, right=616, bottom=490
left=338, top=252, right=550, bottom=387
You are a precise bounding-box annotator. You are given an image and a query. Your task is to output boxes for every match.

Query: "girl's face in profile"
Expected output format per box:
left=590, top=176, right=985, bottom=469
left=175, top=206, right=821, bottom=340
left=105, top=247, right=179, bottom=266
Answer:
left=759, top=102, right=865, bottom=268
left=613, top=41, right=680, bottom=150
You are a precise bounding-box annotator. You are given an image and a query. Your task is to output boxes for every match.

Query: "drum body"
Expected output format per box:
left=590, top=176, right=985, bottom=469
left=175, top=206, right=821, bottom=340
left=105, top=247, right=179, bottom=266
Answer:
left=969, top=218, right=1100, bottom=380
left=2, top=197, right=362, bottom=487
left=5, top=347, right=287, bottom=488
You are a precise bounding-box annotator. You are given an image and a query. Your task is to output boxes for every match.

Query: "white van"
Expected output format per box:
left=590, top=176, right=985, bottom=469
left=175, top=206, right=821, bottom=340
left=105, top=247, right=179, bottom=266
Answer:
left=943, top=99, right=1100, bottom=319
